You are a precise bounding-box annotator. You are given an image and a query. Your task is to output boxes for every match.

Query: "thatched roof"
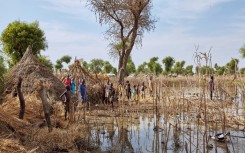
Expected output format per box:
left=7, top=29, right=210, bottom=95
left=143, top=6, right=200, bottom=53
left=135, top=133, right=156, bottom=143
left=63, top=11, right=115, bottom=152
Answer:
left=4, top=46, right=65, bottom=100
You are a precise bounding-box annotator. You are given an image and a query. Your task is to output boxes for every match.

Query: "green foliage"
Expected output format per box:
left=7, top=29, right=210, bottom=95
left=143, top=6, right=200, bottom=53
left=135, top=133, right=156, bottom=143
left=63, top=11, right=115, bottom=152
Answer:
left=54, top=60, right=63, bottom=72
left=103, top=61, right=114, bottom=73
left=162, top=56, right=175, bottom=73
left=89, top=59, right=105, bottom=73
left=196, top=66, right=214, bottom=75
left=0, top=54, right=6, bottom=97
left=60, top=55, right=72, bottom=64
left=0, top=21, right=47, bottom=65
left=214, top=63, right=225, bottom=75
left=184, top=65, right=193, bottom=75
left=81, top=60, right=89, bottom=71
left=173, top=61, right=185, bottom=75
left=147, top=57, right=162, bottom=75
left=137, top=62, right=149, bottom=73
left=38, top=55, right=53, bottom=71
left=239, top=44, right=245, bottom=58
left=125, top=56, right=136, bottom=76
left=226, top=58, right=239, bottom=74
left=112, top=67, right=117, bottom=75
left=240, top=67, right=245, bottom=75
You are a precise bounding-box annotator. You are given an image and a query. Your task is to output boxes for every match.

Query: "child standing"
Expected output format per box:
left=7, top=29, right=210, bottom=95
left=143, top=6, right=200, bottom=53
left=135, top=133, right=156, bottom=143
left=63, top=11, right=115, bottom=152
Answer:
left=60, top=86, right=71, bottom=120
left=80, top=80, right=87, bottom=103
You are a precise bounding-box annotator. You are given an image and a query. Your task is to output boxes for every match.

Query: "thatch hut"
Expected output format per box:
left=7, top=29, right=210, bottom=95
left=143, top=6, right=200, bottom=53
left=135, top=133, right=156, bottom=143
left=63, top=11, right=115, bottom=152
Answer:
left=4, top=46, right=65, bottom=101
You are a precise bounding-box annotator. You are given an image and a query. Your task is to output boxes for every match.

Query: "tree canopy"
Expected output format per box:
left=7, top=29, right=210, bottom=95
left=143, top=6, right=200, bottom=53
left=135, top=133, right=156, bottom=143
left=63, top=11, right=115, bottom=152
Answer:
left=38, top=55, right=53, bottom=72
left=162, top=56, right=175, bottom=74
left=0, top=21, right=47, bottom=65
left=125, top=56, right=136, bottom=76
left=87, top=0, right=156, bottom=83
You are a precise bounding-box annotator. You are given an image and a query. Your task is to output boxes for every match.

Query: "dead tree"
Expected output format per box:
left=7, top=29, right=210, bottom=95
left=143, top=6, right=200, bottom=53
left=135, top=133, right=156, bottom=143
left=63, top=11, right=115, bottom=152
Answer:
left=17, top=77, right=25, bottom=119
left=39, top=81, right=52, bottom=132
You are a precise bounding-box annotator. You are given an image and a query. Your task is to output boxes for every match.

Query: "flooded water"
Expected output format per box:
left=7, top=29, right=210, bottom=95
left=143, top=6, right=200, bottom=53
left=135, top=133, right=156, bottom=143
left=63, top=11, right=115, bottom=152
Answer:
left=83, top=85, right=245, bottom=153
left=86, top=113, right=245, bottom=153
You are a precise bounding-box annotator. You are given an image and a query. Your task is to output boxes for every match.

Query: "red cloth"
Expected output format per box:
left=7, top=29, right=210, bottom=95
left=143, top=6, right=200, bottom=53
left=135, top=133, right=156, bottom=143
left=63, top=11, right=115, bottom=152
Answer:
left=65, top=78, right=71, bottom=86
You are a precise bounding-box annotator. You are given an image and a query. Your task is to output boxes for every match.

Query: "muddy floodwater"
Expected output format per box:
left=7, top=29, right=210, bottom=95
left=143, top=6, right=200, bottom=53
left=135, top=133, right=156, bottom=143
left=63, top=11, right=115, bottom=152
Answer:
left=80, top=85, right=245, bottom=153
left=85, top=113, right=245, bottom=153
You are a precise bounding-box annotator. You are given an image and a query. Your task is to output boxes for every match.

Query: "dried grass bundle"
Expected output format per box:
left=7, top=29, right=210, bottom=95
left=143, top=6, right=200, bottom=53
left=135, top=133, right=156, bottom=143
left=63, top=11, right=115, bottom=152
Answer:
left=0, top=139, right=27, bottom=153
left=4, top=46, right=65, bottom=101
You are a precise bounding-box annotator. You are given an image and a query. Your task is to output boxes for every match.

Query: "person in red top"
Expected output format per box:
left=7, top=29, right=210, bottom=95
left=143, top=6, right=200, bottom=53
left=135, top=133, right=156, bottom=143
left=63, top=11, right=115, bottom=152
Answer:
left=64, top=75, right=71, bottom=87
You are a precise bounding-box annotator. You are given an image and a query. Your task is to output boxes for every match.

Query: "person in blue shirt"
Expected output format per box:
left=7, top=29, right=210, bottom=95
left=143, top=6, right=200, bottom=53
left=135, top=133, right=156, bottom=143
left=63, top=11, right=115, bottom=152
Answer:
left=70, top=78, right=76, bottom=94
left=80, top=80, right=87, bottom=103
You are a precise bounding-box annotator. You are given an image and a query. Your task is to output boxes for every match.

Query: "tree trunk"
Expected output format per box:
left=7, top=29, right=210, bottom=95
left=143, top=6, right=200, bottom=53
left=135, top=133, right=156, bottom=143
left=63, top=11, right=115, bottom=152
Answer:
left=39, top=83, right=52, bottom=132
left=17, top=77, right=25, bottom=119
left=118, top=55, right=129, bottom=84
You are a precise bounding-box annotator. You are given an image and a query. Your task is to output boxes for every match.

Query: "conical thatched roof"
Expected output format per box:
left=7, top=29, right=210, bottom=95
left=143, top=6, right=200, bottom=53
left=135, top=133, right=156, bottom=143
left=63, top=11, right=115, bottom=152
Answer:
left=4, top=46, right=65, bottom=100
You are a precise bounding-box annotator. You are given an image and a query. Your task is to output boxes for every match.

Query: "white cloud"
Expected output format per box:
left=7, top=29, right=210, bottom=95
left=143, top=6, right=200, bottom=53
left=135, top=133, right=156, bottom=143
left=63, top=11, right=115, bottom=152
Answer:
left=40, top=0, right=94, bottom=21
left=39, top=21, right=116, bottom=66
left=154, top=0, right=232, bottom=20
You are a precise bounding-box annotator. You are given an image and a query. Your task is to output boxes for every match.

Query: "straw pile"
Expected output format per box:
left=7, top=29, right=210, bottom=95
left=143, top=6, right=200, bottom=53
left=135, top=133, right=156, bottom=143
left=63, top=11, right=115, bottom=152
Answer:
left=0, top=107, right=29, bottom=132
left=1, top=95, right=44, bottom=122
left=4, top=46, right=65, bottom=101
left=0, top=139, right=27, bottom=153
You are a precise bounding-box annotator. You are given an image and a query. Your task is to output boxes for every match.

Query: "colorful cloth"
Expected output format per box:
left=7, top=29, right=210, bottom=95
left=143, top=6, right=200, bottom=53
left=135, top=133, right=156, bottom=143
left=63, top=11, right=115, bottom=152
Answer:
left=80, top=84, right=86, bottom=103
left=71, top=81, right=76, bottom=94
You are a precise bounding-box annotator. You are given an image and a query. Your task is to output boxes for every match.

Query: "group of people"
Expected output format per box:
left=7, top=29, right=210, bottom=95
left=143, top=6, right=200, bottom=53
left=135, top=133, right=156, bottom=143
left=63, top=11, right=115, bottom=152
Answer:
left=60, top=74, right=87, bottom=119
left=117, top=76, right=153, bottom=104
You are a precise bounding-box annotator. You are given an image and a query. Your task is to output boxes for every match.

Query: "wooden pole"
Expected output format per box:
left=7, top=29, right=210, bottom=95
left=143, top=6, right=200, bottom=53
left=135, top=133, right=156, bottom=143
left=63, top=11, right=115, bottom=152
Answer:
left=17, top=77, right=25, bottom=119
left=39, top=81, right=52, bottom=132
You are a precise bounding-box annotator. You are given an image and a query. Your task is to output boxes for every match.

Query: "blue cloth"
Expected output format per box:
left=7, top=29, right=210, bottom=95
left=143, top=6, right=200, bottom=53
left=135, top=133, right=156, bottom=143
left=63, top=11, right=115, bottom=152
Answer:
left=80, top=84, right=86, bottom=103
left=71, top=82, right=76, bottom=94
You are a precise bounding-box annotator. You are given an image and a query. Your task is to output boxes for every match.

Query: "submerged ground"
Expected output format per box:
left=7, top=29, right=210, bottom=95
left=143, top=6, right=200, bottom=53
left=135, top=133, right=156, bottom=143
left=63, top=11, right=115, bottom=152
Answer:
left=1, top=76, right=245, bottom=153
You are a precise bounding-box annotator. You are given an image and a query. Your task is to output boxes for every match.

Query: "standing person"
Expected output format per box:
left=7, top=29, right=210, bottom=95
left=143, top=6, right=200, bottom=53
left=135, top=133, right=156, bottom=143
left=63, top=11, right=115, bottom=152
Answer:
left=148, top=76, right=153, bottom=97
left=135, top=84, right=140, bottom=104
left=60, top=86, right=71, bottom=120
left=109, top=83, right=115, bottom=111
left=117, top=83, right=123, bottom=99
left=104, top=80, right=111, bottom=105
left=141, top=82, right=147, bottom=99
left=209, top=76, right=214, bottom=100
left=70, top=78, right=76, bottom=94
left=132, top=85, right=136, bottom=102
left=64, top=74, right=71, bottom=87
left=126, top=83, right=131, bottom=101
left=80, top=80, right=87, bottom=104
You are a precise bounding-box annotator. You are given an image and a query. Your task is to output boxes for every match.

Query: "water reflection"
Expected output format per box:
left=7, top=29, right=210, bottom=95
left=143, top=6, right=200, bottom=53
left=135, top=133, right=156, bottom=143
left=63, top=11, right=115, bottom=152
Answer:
left=88, top=113, right=245, bottom=153
left=86, top=84, right=245, bottom=153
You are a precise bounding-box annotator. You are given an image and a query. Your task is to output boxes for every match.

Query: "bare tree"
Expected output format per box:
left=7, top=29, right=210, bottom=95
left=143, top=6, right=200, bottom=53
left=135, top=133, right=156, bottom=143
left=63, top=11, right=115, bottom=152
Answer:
left=86, top=0, right=156, bottom=83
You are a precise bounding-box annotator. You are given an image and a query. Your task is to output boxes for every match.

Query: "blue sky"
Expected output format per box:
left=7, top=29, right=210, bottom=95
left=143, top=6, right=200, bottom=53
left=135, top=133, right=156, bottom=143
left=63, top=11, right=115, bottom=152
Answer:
left=1, top=0, right=245, bottom=69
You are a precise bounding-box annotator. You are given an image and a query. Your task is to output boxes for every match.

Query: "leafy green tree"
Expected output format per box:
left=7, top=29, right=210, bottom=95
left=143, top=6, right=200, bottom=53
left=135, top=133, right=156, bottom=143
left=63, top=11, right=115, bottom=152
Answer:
left=38, top=55, right=53, bottom=71
left=214, top=63, right=225, bottom=75
left=137, top=62, right=148, bottom=73
left=0, top=21, right=47, bottom=65
left=196, top=66, right=214, bottom=75
left=162, top=56, right=175, bottom=74
left=226, top=58, right=239, bottom=74
left=173, top=61, right=185, bottom=75
left=60, top=55, right=72, bottom=64
left=81, top=60, right=89, bottom=71
left=112, top=67, right=117, bottom=75
left=147, top=57, right=162, bottom=75
left=103, top=61, right=114, bottom=73
left=54, top=60, right=63, bottom=72
left=0, top=54, right=6, bottom=96
left=240, top=67, right=245, bottom=75
left=239, top=44, right=245, bottom=58
left=125, top=56, right=136, bottom=76
left=184, top=65, right=193, bottom=75
left=89, top=59, right=105, bottom=73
